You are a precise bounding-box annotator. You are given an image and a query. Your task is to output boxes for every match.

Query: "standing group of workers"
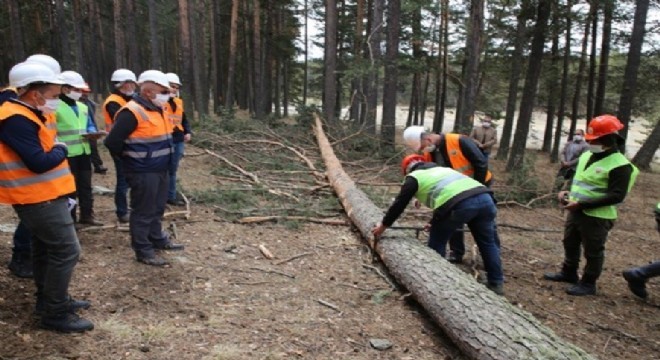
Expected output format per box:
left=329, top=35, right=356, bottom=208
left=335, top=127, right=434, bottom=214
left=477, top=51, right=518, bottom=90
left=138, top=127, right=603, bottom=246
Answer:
left=372, top=114, right=656, bottom=299
left=0, top=54, right=190, bottom=333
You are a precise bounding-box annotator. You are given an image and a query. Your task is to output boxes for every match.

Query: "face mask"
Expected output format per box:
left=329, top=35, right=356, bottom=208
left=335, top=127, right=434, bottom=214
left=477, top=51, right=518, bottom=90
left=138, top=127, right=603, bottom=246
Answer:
left=589, top=144, right=605, bottom=153
left=423, top=144, right=436, bottom=153
left=482, top=122, right=491, bottom=128
left=66, top=91, right=82, bottom=101
left=121, top=90, right=135, bottom=97
left=37, top=93, right=60, bottom=114
left=573, top=135, right=583, bottom=141
left=152, top=93, right=170, bottom=108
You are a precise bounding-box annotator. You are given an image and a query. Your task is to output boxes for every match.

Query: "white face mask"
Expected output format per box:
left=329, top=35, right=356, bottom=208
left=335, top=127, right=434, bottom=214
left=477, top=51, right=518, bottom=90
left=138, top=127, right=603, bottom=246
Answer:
left=66, top=91, right=82, bottom=101
left=121, top=90, right=135, bottom=97
left=37, top=93, right=60, bottom=114
left=589, top=144, right=605, bottom=153
left=573, top=135, right=583, bottom=142
left=152, top=93, right=170, bottom=108
left=423, top=144, right=436, bottom=153
left=482, top=122, right=491, bottom=128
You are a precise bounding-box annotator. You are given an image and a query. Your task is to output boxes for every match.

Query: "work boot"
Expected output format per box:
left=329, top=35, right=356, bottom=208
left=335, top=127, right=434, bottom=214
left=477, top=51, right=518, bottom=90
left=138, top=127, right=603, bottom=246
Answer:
left=137, top=255, right=169, bottom=266
left=155, top=242, right=185, bottom=251
left=41, top=312, right=94, bottom=333
left=117, top=214, right=130, bottom=224
left=7, top=253, right=33, bottom=278
left=167, top=198, right=185, bottom=206
left=36, top=297, right=91, bottom=316
left=447, top=252, right=463, bottom=264
left=78, top=216, right=104, bottom=226
left=543, top=266, right=579, bottom=283
left=486, top=283, right=505, bottom=296
left=94, top=166, right=108, bottom=174
left=622, top=269, right=648, bottom=299
left=566, top=282, right=597, bottom=296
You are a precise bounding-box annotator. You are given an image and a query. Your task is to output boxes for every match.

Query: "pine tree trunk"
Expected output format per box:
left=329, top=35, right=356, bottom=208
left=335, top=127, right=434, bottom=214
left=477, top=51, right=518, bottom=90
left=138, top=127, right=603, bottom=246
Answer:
left=456, top=0, right=484, bottom=134
left=253, top=0, right=264, bottom=119
left=225, top=0, right=240, bottom=109
left=113, top=0, right=125, bottom=68
left=496, top=0, right=531, bottom=160
left=506, top=0, right=551, bottom=172
left=191, top=0, right=206, bottom=116
left=55, top=0, right=70, bottom=68
left=323, top=0, right=338, bottom=123
left=178, top=0, right=194, bottom=117
left=632, top=119, right=660, bottom=169
left=594, top=0, right=613, bottom=116
left=617, top=0, right=649, bottom=152
left=72, top=0, right=85, bottom=72
left=365, top=0, right=383, bottom=132
left=125, top=0, right=139, bottom=72
left=148, top=0, right=161, bottom=69
left=585, top=1, right=599, bottom=123
left=313, top=114, right=595, bottom=360
left=542, top=1, right=560, bottom=153
left=569, top=5, right=593, bottom=138
left=551, top=0, right=573, bottom=163
left=381, top=0, right=400, bottom=150
left=302, top=0, right=309, bottom=106
left=349, top=0, right=365, bottom=122
left=8, top=0, right=25, bottom=62
left=433, top=0, right=449, bottom=134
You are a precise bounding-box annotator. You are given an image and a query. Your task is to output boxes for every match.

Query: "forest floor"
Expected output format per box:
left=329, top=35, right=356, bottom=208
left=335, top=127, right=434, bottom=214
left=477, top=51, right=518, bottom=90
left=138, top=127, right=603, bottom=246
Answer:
left=0, top=113, right=658, bottom=360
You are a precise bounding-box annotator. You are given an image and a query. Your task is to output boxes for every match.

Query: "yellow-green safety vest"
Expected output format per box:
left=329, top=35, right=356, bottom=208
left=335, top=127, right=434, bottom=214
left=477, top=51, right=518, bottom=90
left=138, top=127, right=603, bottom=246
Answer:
left=55, top=101, right=91, bottom=157
left=408, top=167, right=484, bottom=210
left=569, top=151, right=638, bottom=219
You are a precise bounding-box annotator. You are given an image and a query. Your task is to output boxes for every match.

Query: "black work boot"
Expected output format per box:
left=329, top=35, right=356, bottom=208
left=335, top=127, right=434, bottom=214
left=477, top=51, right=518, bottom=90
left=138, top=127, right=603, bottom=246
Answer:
left=566, top=281, right=597, bottom=296
left=36, top=297, right=91, bottom=316
left=543, top=265, right=579, bottom=283
left=622, top=269, right=648, bottom=299
left=7, top=253, right=33, bottom=278
left=486, top=283, right=505, bottom=296
left=41, top=312, right=94, bottom=333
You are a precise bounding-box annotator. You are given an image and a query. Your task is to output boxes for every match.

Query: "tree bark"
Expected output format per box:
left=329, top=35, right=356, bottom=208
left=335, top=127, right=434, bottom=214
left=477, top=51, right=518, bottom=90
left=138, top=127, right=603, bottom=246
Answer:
left=55, top=0, right=70, bottom=69
left=225, top=0, right=240, bottom=109
left=113, top=0, right=125, bottom=68
left=456, top=0, right=484, bottom=134
left=125, top=0, right=140, bottom=72
left=8, top=0, right=25, bottom=62
left=496, top=0, right=531, bottom=160
left=302, top=0, right=309, bottom=106
left=178, top=0, right=194, bottom=117
left=365, top=0, right=383, bottom=132
left=542, top=1, right=560, bottom=153
left=585, top=1, right=598, bottom=123
left=433, top=0, right=449, bottom=134
left=349, top=0, right=365, bottom=123
left=594, top=0, right=613, bottom=116
left=506, top=0, right=551, bottom=172
left=617, top=0, right=649, bottom=152
left=632, top=119, right=660, bottom=170
left=381, top=0, right=400, bottom=150
left=148, top=0, right=161, bottom=69
left=323, top=0, right=338, bottom=123
left=72, top=0, right=85, bottom=72
left=551, top=0, right=573, bottom=163
left=313, top=114, right=595, bottom=360
left=569, top=4, right=593, bottom=138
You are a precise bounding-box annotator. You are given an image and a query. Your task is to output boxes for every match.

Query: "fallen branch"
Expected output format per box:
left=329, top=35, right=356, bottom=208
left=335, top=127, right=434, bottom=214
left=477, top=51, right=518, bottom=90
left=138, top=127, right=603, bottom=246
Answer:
left=258, top=244, right=275, bottom=259
left=78, top=224, right=129, bottom=232
left=237, top=216, right=348, bottom=226
left=316, top=299, right=341, bottom=313
left=249, top=267, right=295, bottom=279
left=274, top=252, right=313, bottom=266
left=498, top=223, right=562, bottom=233
left=361, top=264, right=397, bottom=290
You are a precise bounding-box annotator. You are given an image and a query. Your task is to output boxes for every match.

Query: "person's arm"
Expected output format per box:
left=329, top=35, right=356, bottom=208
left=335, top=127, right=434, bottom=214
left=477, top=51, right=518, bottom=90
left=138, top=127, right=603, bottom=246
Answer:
left=469, top=128, right=481, bottom=146
left=105, top=102, right=122, bottom=122
left=0, top=116, right=68, bottom=173
left=459, top=136, right=488, bottom=184
left=381, top=177, right=419, bottom=227
left=104, top=109, right=137, bottom=156
left=578, top=164, right=634, bottom=209
left=483, top=128, right=497, bottom=147
left=181, top=111, right=191, bottom=135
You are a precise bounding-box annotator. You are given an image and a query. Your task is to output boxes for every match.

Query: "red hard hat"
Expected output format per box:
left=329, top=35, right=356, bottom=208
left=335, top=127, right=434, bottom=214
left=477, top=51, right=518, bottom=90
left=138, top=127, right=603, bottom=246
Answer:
left=401, top=154, right=426, bottom=175
left=585, top=115, right=624, bottom=141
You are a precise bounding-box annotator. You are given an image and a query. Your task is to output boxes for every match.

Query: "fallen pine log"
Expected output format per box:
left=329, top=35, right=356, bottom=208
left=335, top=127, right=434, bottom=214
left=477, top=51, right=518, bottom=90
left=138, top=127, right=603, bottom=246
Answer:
left=313, top=114, right=594, bottom=360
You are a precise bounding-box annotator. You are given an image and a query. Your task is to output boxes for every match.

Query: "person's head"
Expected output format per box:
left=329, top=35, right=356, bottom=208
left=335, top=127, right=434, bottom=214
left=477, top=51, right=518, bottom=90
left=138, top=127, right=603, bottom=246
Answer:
left=24, top=54, right=61, bottom=75
left=111, top=69, right=137, bottom=96
left=401, top=154, right=426, bottom=175
left=9, top=62, right=64, bottom=114
left=137, top=70, right=170, bottom=108
left=80, top=82, right=91, bottom=100
left=481, top=116, right=492, bottom=128
left=585, top=115, right=625, bottom=153
left=403, top=126, right=439, bottom=153
left=573, top=129, right=585, bottom=142
left=59, top=71, right=86, bottom=101
left=166, top=73, right=181, bottom=98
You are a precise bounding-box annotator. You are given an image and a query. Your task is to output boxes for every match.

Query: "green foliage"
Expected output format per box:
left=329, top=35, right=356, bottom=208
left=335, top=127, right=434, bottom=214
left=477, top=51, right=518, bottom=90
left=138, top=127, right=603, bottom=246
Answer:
left=371, top=290, right=393, bottom=304
left=294, top=103, right=321, bottom=126
left=498, top=152, right=548, bottom=205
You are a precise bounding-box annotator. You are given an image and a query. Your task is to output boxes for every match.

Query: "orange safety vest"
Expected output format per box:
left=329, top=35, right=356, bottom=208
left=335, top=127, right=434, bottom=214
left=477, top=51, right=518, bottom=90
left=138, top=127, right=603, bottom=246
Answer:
left=0, top=101, right=75, bottom=205
left=102, top=93, right=129, bottom=132
left=425, top=133, right=493, bottom=183
left=163, top=97, right=184, bottom=132
left=120, top=100, right=173, bottom=172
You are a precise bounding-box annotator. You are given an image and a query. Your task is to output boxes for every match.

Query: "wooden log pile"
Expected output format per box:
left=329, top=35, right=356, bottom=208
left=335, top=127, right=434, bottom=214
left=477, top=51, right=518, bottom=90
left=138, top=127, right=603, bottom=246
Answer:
left=313, top=114, right=595, bottom=360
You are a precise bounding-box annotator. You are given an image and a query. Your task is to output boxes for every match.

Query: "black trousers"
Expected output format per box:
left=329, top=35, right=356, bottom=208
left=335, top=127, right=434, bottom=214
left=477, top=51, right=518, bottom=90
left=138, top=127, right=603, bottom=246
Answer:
left=125, top=171, right=169, bottom=259
left=67, top=154, right=94, bottom=221
left=562, top=210, right=614, bottom=283
left=89, top=138, right=104, bottom=169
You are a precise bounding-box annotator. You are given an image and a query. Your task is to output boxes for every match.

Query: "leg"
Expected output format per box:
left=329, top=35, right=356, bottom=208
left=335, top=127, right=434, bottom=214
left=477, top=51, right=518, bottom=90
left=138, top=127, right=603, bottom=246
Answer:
left=580, top=216, right=613, bottom=284
left=623, top=261, right=660, bottom=299
left=544, top=211, right=581, bottom=283
left=150, top=171, right=170, bottom=247
left=112, top=156, right=129, bottom=221
left=89, top=138, right=106, bottom=173
left=8, top=222, right=34, bottom=278
left=168, top=141, right=185, bottom=204
left=66, top=156, right=81, bottom=222
left=448, top=230, right=465, bottom=263
left=427, top=213, right=463, bottom=258
left=125, top=172, right=160, bottom=260
left=76, top=155, right=99, bottom=224
left=465, top=193, right=504, bottom=286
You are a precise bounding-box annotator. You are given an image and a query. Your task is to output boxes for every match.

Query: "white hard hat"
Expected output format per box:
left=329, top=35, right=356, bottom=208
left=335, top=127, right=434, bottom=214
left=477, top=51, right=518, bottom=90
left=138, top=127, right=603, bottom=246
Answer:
left=166, top=72, right=181, bottom=86
left=137, top=70, right=170, bottom=88
left=9, top=62, right=65, bottom=88
left=402, top=126, right=426, bottom=151
left=60, top=70, right=87, bottom=89
left=25, top=54, right=61, bottom=75
left=111, top=68, right=137, bottom=83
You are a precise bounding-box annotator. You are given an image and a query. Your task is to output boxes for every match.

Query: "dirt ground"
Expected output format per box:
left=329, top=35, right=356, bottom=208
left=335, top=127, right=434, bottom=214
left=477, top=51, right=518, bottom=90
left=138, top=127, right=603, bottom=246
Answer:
left=0, top=122, right=658, bottom=360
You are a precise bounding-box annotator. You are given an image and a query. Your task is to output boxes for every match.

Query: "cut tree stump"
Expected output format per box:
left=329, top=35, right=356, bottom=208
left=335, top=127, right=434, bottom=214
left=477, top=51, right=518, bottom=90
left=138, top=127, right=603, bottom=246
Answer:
left=313, top=114, right=595, bottom=360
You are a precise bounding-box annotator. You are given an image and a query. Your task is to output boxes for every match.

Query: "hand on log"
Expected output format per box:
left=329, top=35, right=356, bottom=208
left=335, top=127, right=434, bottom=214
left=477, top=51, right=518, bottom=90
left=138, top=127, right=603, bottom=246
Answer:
left=371, top=222, right=387, bottom=241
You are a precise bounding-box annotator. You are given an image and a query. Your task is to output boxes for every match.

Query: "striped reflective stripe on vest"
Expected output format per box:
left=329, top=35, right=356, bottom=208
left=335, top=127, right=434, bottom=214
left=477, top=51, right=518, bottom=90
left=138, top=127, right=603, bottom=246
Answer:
left=424, top=172, right=466, bottom=208
left=0, top=167, right=72, bottom=188
left=570, top=179, right=607, bottom=193
left=0, top=160, right=25, bottom=171
left=123, top=148, right=172, bottom=159
left=127, top=102, right=150, bottom=122
left=57, top=129, right=86, bottom=136
left=124, top=134, right=171, bottom=144
left=454, top=164, right=474, bottom=174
